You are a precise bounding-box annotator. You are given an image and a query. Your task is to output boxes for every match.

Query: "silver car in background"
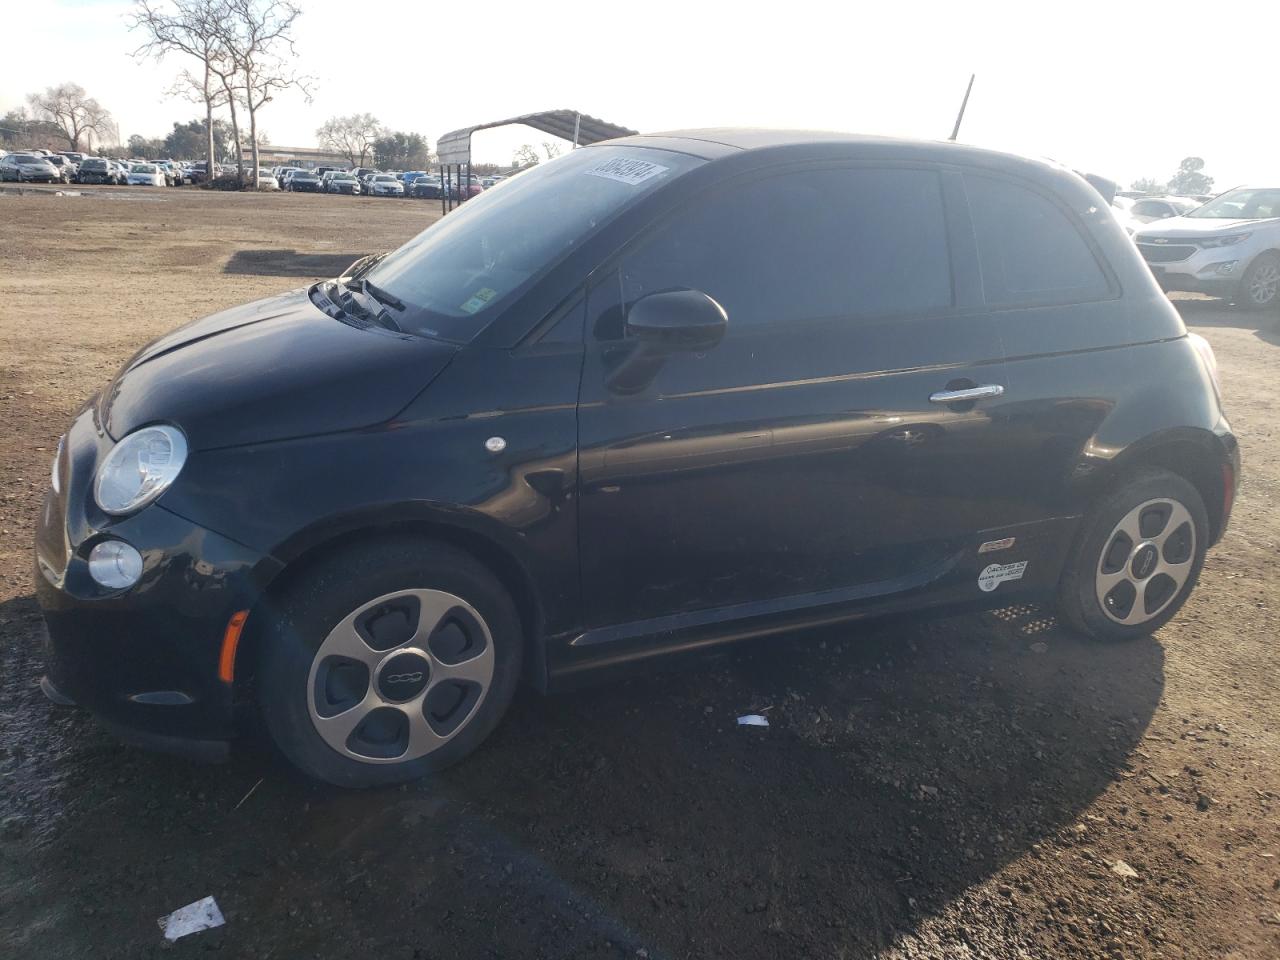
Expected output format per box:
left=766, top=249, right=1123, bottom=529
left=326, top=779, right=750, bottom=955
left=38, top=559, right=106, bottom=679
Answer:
left=1134, top=186, right=1280, bottom=311
left=0, top=153, right=60, bottom=183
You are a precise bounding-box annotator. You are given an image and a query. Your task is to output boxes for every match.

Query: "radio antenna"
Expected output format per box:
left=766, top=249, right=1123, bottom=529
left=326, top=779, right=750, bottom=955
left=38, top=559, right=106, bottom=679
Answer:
left=949, top=74, right=976, bottom=141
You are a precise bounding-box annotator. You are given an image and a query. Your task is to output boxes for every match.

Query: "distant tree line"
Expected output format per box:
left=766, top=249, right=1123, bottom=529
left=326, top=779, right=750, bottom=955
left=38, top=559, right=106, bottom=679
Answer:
left=316, top=114, right=433, bottom=170
left=1130, top=157, right=1215, bottom=196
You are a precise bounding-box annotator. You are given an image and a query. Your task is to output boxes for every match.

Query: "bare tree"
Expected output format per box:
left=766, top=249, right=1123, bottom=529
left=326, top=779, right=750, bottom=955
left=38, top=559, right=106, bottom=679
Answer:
left=513, top=143, right=540, bottom=168
left=316, top=114, right=384, bottom=167
left=216, top=0, right=307, bottom=185
left=130, top=0, right=227, bottom=182
left=26, top=84, right=113, bottom=151
left=541, top=141, right=563, bottom=160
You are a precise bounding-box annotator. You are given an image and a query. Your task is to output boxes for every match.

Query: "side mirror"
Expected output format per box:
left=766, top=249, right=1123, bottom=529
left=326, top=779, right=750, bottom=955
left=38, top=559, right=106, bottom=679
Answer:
left=625, top=289, right=728, bottom=352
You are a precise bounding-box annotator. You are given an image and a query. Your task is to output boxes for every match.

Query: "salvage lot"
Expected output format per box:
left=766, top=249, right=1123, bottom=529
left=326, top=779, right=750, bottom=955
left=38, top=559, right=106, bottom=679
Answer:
left=0, top=186, right=1277, bottom=959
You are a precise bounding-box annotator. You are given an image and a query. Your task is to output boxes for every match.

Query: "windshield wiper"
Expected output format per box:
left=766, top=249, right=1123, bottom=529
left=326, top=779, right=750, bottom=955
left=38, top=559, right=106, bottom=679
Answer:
left=361, top=279, right=405, bottom=312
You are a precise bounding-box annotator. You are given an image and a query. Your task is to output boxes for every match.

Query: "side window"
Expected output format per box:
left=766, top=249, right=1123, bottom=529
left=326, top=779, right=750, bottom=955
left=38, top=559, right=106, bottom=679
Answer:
left=964, top=174, right=1110, bottom=308
left=611, top=166, right=951, bottom=336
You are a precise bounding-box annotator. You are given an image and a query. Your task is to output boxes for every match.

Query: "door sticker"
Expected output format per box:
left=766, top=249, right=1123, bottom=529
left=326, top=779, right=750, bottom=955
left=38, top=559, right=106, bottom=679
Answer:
left=978, top=561, right=1028, bottom=592
left=583, top=156, right=669, bottom=186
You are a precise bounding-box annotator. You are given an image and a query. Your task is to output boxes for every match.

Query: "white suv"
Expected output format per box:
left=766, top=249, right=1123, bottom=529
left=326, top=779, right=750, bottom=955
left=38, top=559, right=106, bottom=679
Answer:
left=1134, top=186, right=1280, bottom=310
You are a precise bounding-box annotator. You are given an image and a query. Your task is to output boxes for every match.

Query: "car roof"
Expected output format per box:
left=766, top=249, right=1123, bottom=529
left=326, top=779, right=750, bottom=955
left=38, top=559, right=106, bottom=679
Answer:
left=606, top=128, right=1082, bottom=176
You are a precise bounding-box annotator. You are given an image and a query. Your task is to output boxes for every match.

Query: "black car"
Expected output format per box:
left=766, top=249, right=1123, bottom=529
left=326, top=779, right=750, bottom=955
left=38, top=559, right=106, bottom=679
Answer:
left=74, top=157, right=114, bottom=185
left=287, top=170, right=323, bottom=192
left=35, top=130, right=1240, bottom=787
left=410, top=176, right=444, bottom=199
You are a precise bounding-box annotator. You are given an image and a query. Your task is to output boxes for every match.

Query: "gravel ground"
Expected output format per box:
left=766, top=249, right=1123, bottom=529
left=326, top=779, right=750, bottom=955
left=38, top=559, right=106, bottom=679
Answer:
left=0, top=186, right=1277, bottom=959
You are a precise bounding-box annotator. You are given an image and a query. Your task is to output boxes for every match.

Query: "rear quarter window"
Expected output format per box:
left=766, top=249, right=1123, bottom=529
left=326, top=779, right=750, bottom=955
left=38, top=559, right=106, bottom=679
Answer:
left=964, top=174, right=1111, bottom=308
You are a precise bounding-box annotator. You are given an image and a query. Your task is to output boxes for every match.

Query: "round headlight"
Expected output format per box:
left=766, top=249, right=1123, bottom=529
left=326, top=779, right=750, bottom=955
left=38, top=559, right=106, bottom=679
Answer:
left=88, top=540, right=144, bottom=590
left=94, top=425, right=188, bottom=516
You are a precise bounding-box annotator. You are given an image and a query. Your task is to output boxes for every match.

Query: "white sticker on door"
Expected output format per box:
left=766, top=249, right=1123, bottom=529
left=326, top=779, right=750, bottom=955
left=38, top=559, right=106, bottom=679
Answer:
left=584, top=156, right=669, bottom=186
left=978, top=561, right=1028, bottom=592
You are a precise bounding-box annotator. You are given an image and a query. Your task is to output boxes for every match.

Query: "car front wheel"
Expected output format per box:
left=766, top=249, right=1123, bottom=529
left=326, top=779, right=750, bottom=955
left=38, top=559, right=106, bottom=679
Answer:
left=1057, top=468, right=1208, bottom=642
left=1239, top=252, right=1280, bottom=311
left=257, top=538, right=524, bottom=787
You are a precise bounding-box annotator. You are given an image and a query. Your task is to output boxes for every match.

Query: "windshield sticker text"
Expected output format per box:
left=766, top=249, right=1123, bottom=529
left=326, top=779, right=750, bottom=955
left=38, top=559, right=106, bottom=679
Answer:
left=459, top=287, right=498, bottom=315
left=584, top=157, right=669, bottom=187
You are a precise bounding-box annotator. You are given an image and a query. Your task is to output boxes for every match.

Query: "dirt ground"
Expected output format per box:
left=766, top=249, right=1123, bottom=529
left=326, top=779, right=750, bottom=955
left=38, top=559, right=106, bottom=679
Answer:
left=0, top=185, right=1277, bottom=959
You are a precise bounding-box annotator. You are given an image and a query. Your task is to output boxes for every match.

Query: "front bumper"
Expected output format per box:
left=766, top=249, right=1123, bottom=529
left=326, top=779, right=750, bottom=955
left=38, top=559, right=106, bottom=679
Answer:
left=34, top=406, right=274, bottom=757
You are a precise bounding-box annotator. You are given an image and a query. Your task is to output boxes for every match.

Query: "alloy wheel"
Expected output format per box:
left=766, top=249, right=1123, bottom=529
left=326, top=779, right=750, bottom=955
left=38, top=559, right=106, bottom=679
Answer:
left=306, top=588, right=495, bottom=764
left=1248, top=260, right=1280, bottom=305
left=1094, top=497, right=1196, bottom=626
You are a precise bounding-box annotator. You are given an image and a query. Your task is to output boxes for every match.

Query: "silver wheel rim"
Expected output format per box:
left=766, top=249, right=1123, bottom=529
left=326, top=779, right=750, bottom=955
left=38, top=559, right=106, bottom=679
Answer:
left=306, top=588, right=495, bottom=764
left=1249, top=261, right=1280, bottom=304
left=1094, top=497, right=1196, bottom=626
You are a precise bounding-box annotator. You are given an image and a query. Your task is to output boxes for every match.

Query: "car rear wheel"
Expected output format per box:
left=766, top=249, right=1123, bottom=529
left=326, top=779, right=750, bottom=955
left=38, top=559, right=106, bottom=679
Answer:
left=257, top=538, right=524, bottom=787
left=1239, top=252, right=1280, bottom=311
left=1057, top=468, right=1208, bottom=642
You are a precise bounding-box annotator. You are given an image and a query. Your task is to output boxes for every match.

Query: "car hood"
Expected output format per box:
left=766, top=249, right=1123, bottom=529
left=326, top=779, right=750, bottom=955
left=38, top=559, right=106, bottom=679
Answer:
left=1135, top=215, right=1279, bottom=239
left=100, top=287, right=457, bottom=451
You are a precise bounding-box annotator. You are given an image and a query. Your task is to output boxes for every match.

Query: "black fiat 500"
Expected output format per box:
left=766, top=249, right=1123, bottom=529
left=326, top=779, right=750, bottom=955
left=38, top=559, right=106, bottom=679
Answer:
left=35, top=131, right=1239, bottom=786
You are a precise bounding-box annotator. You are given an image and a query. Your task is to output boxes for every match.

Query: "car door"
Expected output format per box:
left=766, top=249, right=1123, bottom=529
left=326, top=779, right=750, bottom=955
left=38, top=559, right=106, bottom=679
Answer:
left=576, top=163, right=1020, bottom=632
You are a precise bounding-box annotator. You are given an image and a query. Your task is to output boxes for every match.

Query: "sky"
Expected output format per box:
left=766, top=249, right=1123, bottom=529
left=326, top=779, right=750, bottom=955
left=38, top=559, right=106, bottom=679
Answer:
left=3, top=0, right=1278, bottom=188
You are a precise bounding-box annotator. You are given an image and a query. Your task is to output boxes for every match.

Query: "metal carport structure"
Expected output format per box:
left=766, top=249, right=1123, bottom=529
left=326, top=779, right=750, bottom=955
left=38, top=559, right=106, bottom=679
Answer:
left=434, top=109, right=638, bottom=213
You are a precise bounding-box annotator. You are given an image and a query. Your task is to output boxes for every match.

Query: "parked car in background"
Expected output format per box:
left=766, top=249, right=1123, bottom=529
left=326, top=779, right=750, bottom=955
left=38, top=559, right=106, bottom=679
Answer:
left=33, top=131, right=1239, bottom=787
left=365, top=173, right=404, bottom=197
left=126, top=163, right=167, bottom=187
left=322, top=171, right=361, bottom=195
left=0, top=153, right=60, bottom=183
left=400, top=171, right=429, bottom=192
left=254, top=168, right=279, bottom=191
left=56, top=151, right=88, bottom=166
left=75, top=157, right=114, bottom=185
left=1110, top=196, right=1142, bottom=237
left=44, top=154, right=77, bottom=183
left=188, top=160, right=212, bottom=184
left=352, top=167, right=378, bottom=181
left=275, top=167, right=303, bottom=188
left=1129, top=196, right=1199, bottom=223
left=410, top=176, right=445, bottom=199
left=1135, top=185, right=1280, bottom=310
left=286, top=169, right=323, bottom=192
left=109, top=160, right=131, bottom=185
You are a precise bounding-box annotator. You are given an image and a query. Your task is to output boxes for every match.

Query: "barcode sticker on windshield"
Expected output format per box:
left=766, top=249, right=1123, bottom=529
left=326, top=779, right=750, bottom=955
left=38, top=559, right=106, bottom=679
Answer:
left=584, top=156, right=669, bottom=186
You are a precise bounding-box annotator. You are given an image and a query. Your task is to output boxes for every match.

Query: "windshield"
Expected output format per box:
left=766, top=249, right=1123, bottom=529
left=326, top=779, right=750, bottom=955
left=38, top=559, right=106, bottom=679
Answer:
left=134, top=164, right=156, bottom=173
left=13, top=155, right=39, bottom=163
left=296, top=172, right=317, bottom=179
left=332, top=173, right=355, bottom=181
left=1188, top=187, right=1280, bottom=220
left=361, top=146, right=703, bottom=341
left=375, top=175, right=395, bottom=182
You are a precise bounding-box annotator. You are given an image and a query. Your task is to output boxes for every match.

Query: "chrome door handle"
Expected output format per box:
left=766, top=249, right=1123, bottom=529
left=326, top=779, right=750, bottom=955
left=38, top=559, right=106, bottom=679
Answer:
left=929, top=384, right=1004, bottom=404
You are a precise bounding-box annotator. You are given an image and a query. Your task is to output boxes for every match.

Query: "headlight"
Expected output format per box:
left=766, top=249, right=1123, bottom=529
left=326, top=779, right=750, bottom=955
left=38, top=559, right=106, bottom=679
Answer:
left=94, top=425, right=188, bottom=516
left=1200, top=233, right=1251, bottom=248
left=51, top=436, right=66, bottom=494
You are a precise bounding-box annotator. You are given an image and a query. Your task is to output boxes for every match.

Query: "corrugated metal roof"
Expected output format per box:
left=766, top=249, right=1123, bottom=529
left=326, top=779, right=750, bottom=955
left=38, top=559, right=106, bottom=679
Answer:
left=437, top=110, right=638, bottom=165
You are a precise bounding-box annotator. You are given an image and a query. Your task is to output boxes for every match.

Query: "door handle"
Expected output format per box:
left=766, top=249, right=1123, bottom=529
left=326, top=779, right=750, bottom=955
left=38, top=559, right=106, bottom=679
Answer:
left=929, top=384, right=1004, bottom=404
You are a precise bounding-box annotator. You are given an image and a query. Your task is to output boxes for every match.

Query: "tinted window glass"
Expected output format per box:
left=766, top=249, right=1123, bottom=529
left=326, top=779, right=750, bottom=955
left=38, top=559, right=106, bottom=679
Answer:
left=617, top=167, right=951, bottom=332
left=964, top=174, right=1109, bottom=307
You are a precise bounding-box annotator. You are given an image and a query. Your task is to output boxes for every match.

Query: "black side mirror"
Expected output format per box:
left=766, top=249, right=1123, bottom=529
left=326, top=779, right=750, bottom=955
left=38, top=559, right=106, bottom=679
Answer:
left=625, top=289, right=728, bottom=352
left=606, top=289, right=728, bottom=394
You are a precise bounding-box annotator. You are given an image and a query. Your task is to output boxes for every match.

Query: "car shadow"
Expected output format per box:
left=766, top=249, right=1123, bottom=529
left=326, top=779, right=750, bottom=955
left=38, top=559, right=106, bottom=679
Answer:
left=222, top=249, right=368, bottom=278
left=1172, top=297, right=1280, bottom=345
left=0, top=593, right=1162, bottom=958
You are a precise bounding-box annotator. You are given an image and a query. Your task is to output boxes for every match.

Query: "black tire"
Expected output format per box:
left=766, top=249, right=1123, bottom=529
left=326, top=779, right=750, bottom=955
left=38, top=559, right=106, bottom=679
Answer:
left=1237, top=252, right=1280, bottom=311
left=257, top=537, right=524, bottom=787
left=1058, top=468, right=1208, bottom=642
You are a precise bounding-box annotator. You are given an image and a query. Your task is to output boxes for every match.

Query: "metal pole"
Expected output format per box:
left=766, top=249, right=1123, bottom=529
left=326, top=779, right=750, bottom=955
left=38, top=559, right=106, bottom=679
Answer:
left=949, top=74, right=976, bottom=142
left=573, top=112, right=581, bottom=148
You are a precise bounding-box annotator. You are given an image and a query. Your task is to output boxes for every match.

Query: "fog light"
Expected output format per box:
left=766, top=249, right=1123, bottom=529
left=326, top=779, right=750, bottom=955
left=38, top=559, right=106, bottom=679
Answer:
left=88, top=541, right=143, bottom=590
left=1204, top=261, right=1238, bottom=276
